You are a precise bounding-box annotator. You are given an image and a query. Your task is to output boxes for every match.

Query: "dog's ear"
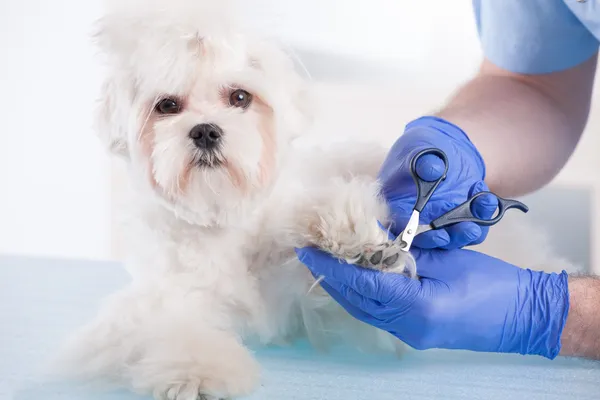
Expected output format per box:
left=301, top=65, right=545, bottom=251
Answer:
left=92, top=8, right=139, bottom=159
left=94, top=72, right=133, bottom=158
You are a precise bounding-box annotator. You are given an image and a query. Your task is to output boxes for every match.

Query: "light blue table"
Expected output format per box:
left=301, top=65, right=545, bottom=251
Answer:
left=1, top=254, right=598, bottom=399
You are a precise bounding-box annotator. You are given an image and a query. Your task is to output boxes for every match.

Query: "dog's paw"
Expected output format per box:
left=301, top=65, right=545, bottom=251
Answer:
left=151, top=361, right=259, bottom=400
left=353, top=241, right=416, bottom=278
left=299, top=178, right=417, bottom=279
left=157, top=383, right=226, bottom=400
left=149, top=357, right=259, bottom=400
left=143, top=329, right=260, bottom=400
left=154, top=370, right=256, bottom=400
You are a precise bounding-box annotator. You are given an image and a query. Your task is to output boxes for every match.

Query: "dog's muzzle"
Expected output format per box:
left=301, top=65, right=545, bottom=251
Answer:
left=189, top=123, right=224, bottom=168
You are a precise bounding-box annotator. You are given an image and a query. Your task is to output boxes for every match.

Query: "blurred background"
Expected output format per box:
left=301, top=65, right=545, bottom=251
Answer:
left=1, top=0, right=598, bottom=272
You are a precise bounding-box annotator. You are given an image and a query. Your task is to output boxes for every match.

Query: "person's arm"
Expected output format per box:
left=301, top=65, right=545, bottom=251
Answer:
left=428, top=0, right=600, bottom=198
left=378, top=54, right=596, bottom=248
left=375, top=2, right=600, bottom=250
left=560, top=276, right=600, bottom=359
left=435, top=56, right=597, bottom=198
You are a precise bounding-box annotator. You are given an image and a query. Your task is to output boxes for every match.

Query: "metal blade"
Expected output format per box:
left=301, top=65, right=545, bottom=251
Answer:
left=398, top=211, right=420, bottom=252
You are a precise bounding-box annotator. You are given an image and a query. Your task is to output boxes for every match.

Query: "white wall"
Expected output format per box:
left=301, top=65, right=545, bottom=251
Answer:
left=1, top=1, right=598, bottom=269
left=0, top=0, right=111, bottom=261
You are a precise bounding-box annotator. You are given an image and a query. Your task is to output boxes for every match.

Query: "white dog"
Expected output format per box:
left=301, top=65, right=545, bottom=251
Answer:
left=55, top=1, right=579, bottom=399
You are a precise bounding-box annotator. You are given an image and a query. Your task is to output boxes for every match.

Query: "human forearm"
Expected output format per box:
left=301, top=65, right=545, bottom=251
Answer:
left=436, top=76, right=580, bottom=196
left=434, top=56, right=597, bottom=197
left=559, top=276, right=600, bottom=360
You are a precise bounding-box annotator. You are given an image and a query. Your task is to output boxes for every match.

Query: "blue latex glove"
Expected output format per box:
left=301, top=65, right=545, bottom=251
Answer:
left=296, top=246, right=570, bottom=359
left=379, top=116, right=498, bottom=249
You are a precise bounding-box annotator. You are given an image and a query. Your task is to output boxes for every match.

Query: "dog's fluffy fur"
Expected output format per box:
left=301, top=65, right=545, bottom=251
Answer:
left=54, top=1, right=579, bottom=399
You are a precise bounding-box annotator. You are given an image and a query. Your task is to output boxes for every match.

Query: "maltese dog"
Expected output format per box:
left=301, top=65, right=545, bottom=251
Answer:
left=54, top=0, right=579, bottom=399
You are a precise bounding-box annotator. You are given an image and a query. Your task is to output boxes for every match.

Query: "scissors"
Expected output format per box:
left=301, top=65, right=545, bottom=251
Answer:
left=397, top=148, right=529, bottom=252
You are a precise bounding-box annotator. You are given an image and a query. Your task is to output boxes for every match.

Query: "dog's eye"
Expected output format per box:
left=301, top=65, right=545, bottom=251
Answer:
left=155, top=98, right=182, bottom=114
left=229, top=89, right=252, bottom=109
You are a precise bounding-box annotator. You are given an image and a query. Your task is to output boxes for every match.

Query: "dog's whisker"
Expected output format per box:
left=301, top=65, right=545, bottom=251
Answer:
left=283, top=44, right=312, bottom=81
left=202, top=168, right=217, bottom=195
left=279, top=256, right=298, bottom=268
left=307, top=276, right=325, bottom=295
left=137, top=108, right=154, bottom=143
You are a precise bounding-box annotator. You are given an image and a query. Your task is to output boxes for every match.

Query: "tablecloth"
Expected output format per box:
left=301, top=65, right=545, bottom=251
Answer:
left=1, top=254, right=598, bottom=399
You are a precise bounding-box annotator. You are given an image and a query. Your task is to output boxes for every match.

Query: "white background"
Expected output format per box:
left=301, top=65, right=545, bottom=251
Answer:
left=0, top=0, right=110, bottom=260
left=1, top=1, right=598, bottom=267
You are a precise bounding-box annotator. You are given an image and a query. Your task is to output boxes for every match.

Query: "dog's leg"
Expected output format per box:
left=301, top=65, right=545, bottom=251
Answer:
left=287, top=175, right=413, bottom=356
left=54, top=284, right=260, bottom=400
left=131, top=324, right=259, bottom=400
left=292, top=176, right=416, bottom=279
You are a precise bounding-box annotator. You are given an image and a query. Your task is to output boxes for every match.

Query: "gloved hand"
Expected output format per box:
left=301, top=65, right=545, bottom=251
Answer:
left=379, top=116, right=497, bottom=249
left=296, top=246, right=570, bottom=359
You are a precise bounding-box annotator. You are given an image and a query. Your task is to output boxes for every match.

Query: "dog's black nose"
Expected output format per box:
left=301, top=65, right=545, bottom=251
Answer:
left=189, top=124, right=223, bottom=149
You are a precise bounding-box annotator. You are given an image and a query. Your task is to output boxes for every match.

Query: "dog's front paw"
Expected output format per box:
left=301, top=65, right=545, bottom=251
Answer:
left=159, top=383, right=221, bottom=400
left=299, top=178, right=417, bottom=279
left=353, top=241, right=416, bottom=279
left=157, top=383, right=231, bottom=400
left=143, top=330, right=260, bottom=400
left=151, top=357, right=259, bottom=400
left=149, top=356, right=260, bottom=400
left=153, top=364, right=258, bottom=400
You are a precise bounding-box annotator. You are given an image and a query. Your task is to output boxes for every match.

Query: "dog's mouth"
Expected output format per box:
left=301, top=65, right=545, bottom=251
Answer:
left=192, top=149, right=224, bottom=169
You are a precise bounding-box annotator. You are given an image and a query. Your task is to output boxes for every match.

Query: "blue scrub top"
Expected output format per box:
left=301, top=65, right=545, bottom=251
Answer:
left=473, top=0, right=600, bottom=74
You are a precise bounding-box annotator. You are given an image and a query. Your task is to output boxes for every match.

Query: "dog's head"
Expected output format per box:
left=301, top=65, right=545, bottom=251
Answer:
left=95, top=0, right=311, bottom=226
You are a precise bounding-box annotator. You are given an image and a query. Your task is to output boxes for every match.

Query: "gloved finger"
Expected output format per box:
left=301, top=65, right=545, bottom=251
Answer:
left=295, top=247, right=413, bottom=303
left=410, top=199, right=460, bottom=248
left=377, top=141, right=439, bottom=188
left=440, top=222, right=482, bottom=250
left=435, top=181, right=498, bottom=249
left=322, top=278, right=382, bottom=311
left=468, top=180, right=498, bottom=220
left=319, top=280, right=383, bottom=325
left=296, top=247, right=384, bottom=300
left=414, top=153, right=445, bottom=182
left=408, top=247, right=450, bottom=278
left=411, top=229, right=451, bottom=249
left=467, top=180, right=498, bottom=246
